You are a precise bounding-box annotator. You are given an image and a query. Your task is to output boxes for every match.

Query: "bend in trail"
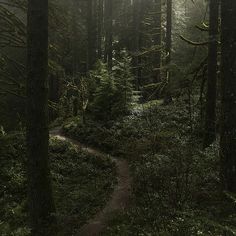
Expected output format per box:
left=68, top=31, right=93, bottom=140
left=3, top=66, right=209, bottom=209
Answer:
left=51, top=128, right=132, bottom=236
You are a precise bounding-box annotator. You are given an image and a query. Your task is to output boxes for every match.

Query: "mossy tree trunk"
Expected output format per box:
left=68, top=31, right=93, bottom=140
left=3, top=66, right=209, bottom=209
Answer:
left=26, top=0, right=57, bottom=235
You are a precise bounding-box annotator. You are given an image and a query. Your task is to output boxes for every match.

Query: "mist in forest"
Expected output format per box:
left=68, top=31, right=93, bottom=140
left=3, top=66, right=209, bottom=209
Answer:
left=0, top=0, right=236, bottom=235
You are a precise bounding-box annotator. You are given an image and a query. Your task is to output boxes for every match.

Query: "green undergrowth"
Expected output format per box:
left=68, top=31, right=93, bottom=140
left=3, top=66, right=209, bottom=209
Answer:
left=63, top=100, right=236, bottom=235
left=0, top=134, right=116, bottom=236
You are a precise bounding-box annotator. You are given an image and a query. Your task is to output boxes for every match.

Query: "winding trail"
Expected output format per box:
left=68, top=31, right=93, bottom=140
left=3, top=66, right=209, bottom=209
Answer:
left=50, top=128, right=132, bottom=236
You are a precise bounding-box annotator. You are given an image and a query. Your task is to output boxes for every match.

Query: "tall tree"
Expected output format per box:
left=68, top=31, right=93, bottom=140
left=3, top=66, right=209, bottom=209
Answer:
left=220, top=0, right=236, bottom=192
left=164, top=0, right=172, bottom=103
left=166, top=0, right=172, bottom=76
left=133, top=0, right=142, bottom=89
left=71, top=0, right=81, bottom=116
left=27, top=0, right=57, bottom=235
left=153, top=0, right=162, bottom=83
left=203, top=0, right=219, bottom=148
left=97, top=0, right=104, bottom=59
left=71, top=0, right=80, bottom=74
left=87, top=0, right=97, bottom=71
left=104, top=0, right=113, bottom=70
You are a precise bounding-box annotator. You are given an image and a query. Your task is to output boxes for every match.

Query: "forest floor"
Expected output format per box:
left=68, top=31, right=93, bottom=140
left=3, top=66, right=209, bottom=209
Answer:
left=1, top=129, right=117, bottom=236
left=62, top=100, right=236, bottom=235
left=51, top=129, right=132, bottom=236
left=1, top=101, right=235, bottom=236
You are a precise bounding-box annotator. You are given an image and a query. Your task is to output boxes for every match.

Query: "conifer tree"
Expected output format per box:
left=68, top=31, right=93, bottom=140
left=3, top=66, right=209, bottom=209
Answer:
left=27, top=0, right=57, bottom=235
left=204, top=0, right=219, bottom=148
left=220, top=0, right=236, bottom=193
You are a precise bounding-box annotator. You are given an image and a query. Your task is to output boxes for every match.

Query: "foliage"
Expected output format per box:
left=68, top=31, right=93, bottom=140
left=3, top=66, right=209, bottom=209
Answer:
left=112, top=50, right=134, bottom=116
left=64, top=100, right=236, bottom=236
left=90, top=61, right=116, bottom=121
left=58, top=75, right=91, bottom=121
left=89, top=58, right=133, bottom=121
left=0, top=133, right=28, bottom=236
left=0, top=134, right=116, bottom=235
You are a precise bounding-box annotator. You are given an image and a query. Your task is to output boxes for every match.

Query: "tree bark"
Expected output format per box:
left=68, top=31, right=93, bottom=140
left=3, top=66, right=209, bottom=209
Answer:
left=220, top=0, right=236, bottom=193
left=104, top=0, right=113, bottom=70
left=154, top=0, right=162, bottom=83
left=87, top=0, right=97, bottom=71
left=97, top=0, right=104, bottom=60
left=164, top=0, right=172, bottom=103
left=203, top=0, right=219, bottom=148
left=71, top=0, right=80, bottom=74
left=166, top=0, right=172, bottom=70
left=27, top=0, right=57, bottom=235
left=133, top=0, right=142, bottom=90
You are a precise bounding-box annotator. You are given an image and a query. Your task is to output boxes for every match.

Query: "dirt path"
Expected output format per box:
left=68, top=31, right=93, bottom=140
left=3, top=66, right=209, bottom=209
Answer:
left=51, top=129, right=132, bottom=236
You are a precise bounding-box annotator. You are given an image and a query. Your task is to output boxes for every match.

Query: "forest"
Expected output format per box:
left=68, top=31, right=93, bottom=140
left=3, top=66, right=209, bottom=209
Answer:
left=0, top=0, right=236, bottom=235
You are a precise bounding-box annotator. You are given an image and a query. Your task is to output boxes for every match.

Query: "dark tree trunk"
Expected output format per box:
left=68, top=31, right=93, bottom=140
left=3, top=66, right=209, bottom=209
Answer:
left=166, top=0, right=172, bottom=69
left=203, top=0, right=219, bottom=148
left=71, top=0, right=81, bottom=116
left=104, top=0, right=113, bottom=70
left=133, top=0, right=142, bottom=90
left=26, top=0, right=57, bottom=235
left=220, top=0, right=236, bottom=193
left=87, top=0, right=97, bottom=71
left=163, top=0, right=172, bottom=104
left=97, top=0, right=104, bottom=59
left=71, top=0, right=80, bottom=74
left=153, top=0, right=162, bottom=83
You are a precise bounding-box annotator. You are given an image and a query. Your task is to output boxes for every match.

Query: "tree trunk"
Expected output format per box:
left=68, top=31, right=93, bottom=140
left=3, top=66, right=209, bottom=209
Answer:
left=71, top=0, right=80, bottom=74
left=166, top=0, right=172, bottom=70
left=220, top=0, right=236, bottom=193
left=133, top=0, right=142, bottom=90
left=203, top=0, right=219, bottom=148
left=26, top=0, right=57, bottom=235
left=97, top=0, right=104, bottom=60
left=164, top=0, right=172, bottom=104
left=104, top=0, right=113, bottom=70
left=87, top=0, right=97, bottom=71
left=154, top=0, right=162, bottom=83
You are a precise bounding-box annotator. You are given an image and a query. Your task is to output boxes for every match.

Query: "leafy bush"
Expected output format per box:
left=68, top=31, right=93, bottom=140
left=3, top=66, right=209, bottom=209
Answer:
left=0, top=133, right=28, bottom=236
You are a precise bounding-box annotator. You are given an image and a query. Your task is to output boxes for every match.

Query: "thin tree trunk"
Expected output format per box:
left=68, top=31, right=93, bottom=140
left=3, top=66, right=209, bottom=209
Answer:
left=154, top=0, right=162, bottom=83
left=166, top=0, right=172, bottom=70
left=203, top=0, right=219, bottom=148
left=71, top=0, right=80, bottom=116
left=164, top=0, right=172, bottom=103
left=87, top=0, right=96, bottom=71
left=71, top=0, right=80, bottom=74
left=104, top=0, right=113, bottom=70
left=27, top=0, right=57, bottom=235
left=97, top=0, right=104, bottom=59
left=133, top=0, right=142, bottom=90
left=220, top=0, right=236, bottom=193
